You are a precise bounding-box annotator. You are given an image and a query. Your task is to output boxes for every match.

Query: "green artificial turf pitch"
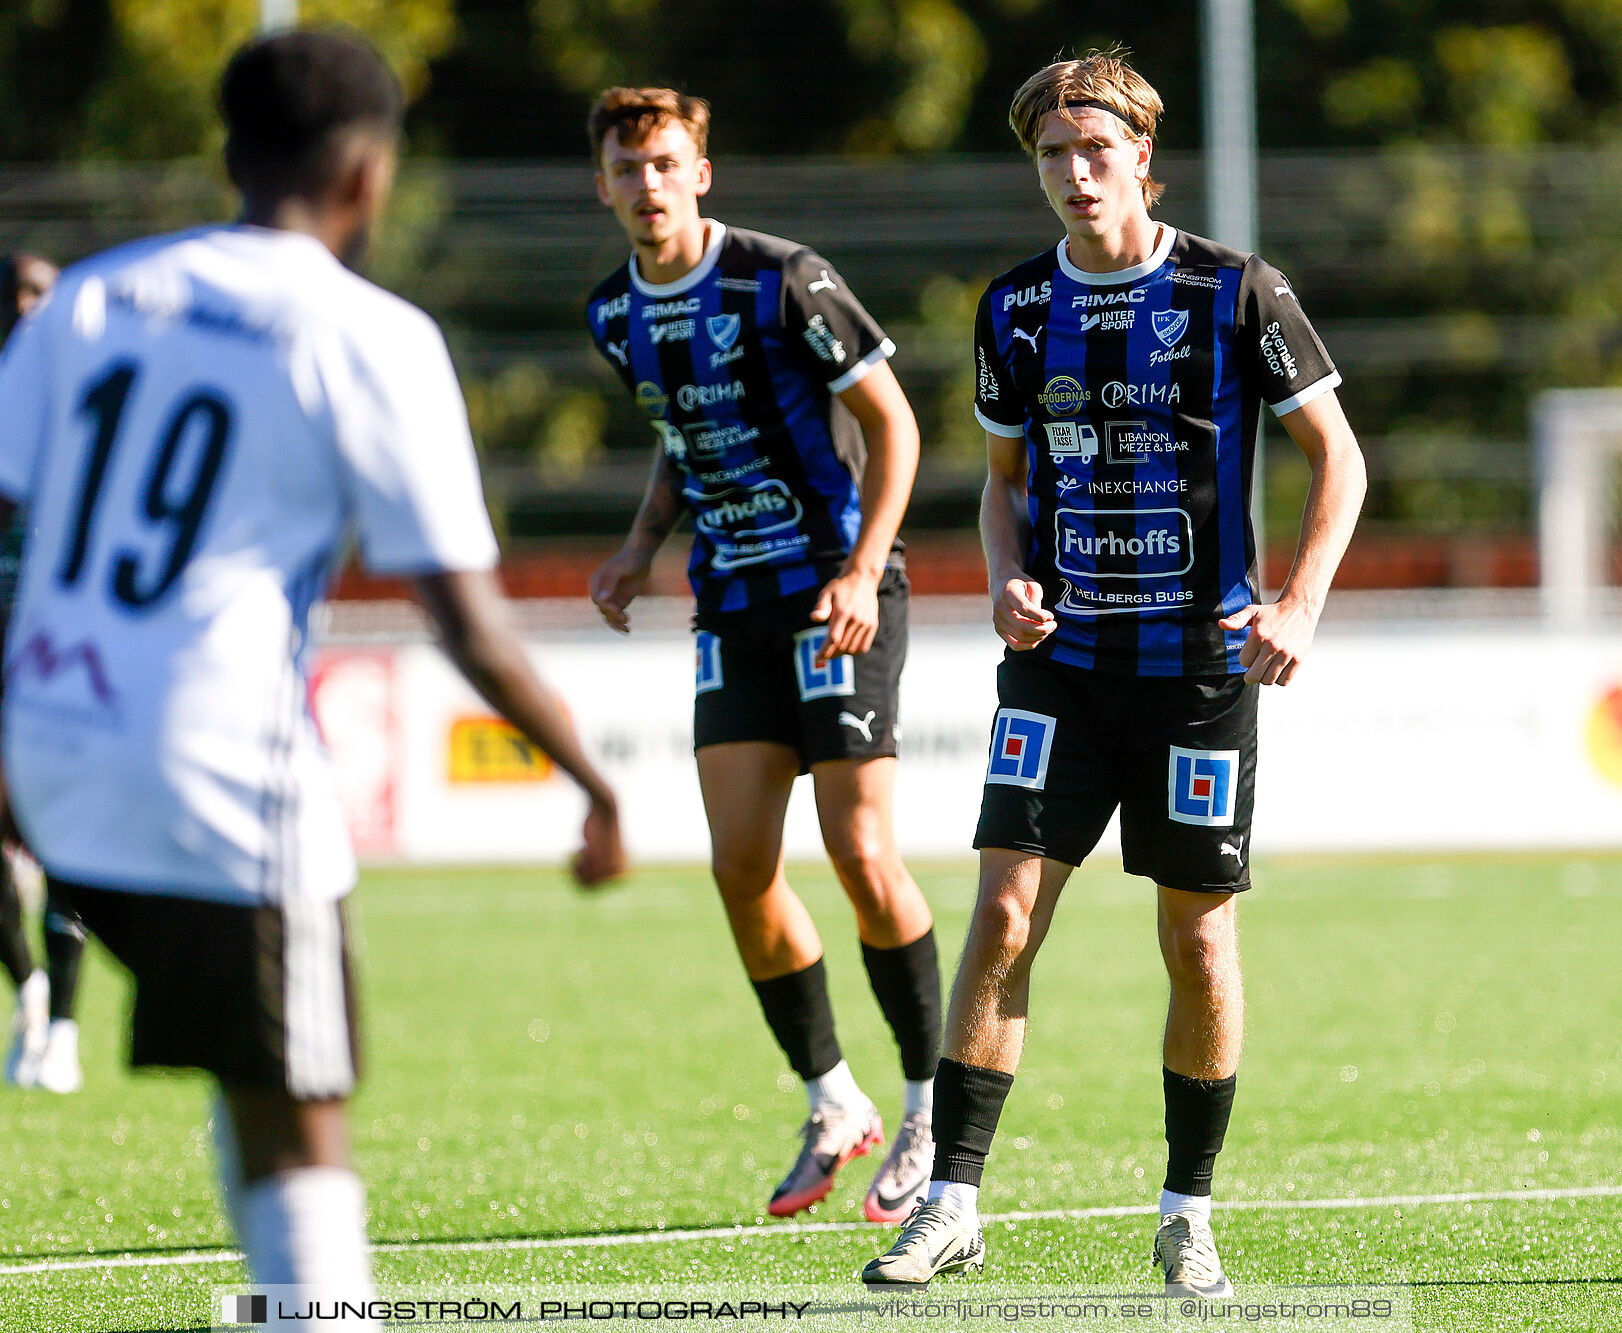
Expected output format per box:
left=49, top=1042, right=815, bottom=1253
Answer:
left=1, top=853, right=1620, bottom=1330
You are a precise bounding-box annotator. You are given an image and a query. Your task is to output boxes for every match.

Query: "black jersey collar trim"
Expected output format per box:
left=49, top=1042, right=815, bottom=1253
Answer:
left=629, top=219, right=727, bottom=297
left=1055, top=223, right=1175, bottom=286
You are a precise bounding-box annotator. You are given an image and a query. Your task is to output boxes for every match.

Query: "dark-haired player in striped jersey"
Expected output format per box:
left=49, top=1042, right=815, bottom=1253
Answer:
left=866, top=49, right=1366, bottom=1291
left=585, top=87, right=941, bottom=1223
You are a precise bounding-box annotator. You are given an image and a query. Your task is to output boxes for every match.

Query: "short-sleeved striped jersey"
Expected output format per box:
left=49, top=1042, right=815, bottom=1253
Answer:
left=975, top=226, right=1340, bottom=677
left=587, top=221, right=896, bottom=624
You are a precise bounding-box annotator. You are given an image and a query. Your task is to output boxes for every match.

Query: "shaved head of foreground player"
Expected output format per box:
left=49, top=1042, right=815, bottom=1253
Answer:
left=864, top=49, right=1367, bottom=1291
left=0, top=29, right=622, bottom=1328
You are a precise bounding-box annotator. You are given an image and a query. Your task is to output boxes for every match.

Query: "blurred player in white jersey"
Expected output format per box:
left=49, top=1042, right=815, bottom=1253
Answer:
left=0, top=28, right=624, bottom=1327
left=0, top=250, right=90, bottom=1094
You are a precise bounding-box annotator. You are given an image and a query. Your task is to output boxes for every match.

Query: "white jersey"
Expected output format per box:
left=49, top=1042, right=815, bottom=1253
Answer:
left=0, top=226, right=498, bottom=904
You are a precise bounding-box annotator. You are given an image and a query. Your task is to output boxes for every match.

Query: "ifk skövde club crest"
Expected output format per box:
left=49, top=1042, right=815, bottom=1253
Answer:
left=1152, top=309, right=1189, bottom=348
left=707, top=313, right=742, bottom=351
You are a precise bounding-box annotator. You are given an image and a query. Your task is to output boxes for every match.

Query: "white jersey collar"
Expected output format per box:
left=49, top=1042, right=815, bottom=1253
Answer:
left=630, top=219, right=727, bottom=297
left=1056, top=223, right=1176, bottom=286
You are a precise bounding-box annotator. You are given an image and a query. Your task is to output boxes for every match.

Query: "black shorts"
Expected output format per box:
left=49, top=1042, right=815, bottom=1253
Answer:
left=972, top=653, right=1257, bottom=893
left=693, top=568, right=908, bottom=771
left=48, top=879, right=361, bottom=1098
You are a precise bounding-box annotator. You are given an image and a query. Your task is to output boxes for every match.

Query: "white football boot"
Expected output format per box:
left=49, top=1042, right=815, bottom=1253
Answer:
left=1153, top=1209, right=1234, bottom=1298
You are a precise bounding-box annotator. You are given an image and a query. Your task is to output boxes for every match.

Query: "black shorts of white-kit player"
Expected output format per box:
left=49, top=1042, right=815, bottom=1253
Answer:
left=973, top=652, right=1257, bottom=892
left=47, top=879, right=361, bottom=1097
left=693, top=565, right=908, bottom=771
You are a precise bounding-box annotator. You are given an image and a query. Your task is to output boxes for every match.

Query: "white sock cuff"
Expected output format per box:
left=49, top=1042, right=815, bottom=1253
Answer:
left=239, top=1166, right=373, bottom=1293
left=19, top=969, right=47, bottom=1006
left=926, top=1180, right=979, bottom=1217
left=806, top=1059, right=864, bottom=1112
left=903, top=1078, right=933, bottom=1119
left=1160, top=1188, right=1213, bottom=1219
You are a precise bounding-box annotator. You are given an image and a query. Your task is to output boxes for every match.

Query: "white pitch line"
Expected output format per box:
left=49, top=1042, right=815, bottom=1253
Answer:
left=3, top=1183, right=1619, bottom=1278
left=0, top=1248, right=246, bottom=1277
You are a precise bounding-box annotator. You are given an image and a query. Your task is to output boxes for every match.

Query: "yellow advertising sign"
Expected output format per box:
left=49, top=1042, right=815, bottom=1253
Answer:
left=447, top=716, right=556, bottom=784
left=1587, top=686, right=1622, bottom=787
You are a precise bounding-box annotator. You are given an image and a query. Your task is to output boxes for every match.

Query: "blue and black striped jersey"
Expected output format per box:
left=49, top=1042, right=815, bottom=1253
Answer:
left=587, top=221, right=896, bottom=623
left=975, top=226, right=1341, bottom=677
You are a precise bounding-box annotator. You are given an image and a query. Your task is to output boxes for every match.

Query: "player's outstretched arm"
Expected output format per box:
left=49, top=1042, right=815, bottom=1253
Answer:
left=414, top=569, right=627, bottom=886
left=588, top=444, right=684, bottom=634
left=981, top=430, right=1054, bottom=651
left=812, top=362, right=921, bottom=665
left=1218, top=390, right=1367, bottom=686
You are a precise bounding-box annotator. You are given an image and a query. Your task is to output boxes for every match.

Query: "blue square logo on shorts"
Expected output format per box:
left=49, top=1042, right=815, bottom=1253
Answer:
left=793, top=628, right=855, bottom=700
left=985, top=709, right=1057, bottom=789
left=1168, top=746, right=1239, bottom=826
left=695, top=631, right=723, bottom=694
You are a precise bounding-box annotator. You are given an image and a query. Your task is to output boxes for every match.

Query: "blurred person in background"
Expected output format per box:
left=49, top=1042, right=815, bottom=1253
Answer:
left=864, top=48, right=1366, bottom=1293
left=0, top=250, right=89, bottom=1094
left=585, top=87, right=940, bottom=1224
left=0, top=29, right=623, bottom=1329
left=0, top=254, right=57, bottom=337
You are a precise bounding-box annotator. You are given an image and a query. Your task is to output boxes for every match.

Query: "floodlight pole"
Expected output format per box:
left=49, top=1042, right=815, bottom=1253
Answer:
left=260, top=0, right=297, bottom=32
left=1201, top=0, right=1265, bottom=587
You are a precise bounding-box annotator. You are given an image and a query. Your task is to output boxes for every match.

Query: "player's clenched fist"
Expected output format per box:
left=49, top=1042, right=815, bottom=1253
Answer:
left=811, top=570, right=880, bottom=664
left=571, top=795, right=627, bottom=889
left=589, top=548, right=653, bottom=633
left=1218, top=598, right=1319, bottom=686
left=993, top=577, right=1056, bottom=650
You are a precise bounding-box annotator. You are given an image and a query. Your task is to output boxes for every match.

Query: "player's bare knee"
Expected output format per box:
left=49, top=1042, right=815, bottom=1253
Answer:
left=827, top=839, right=900, bottom=903
left=1160, top=917, right=1234, bottom=990
left=970, top=890, right=1034, bottom=965
left=711, top=849, right=779, bottom=904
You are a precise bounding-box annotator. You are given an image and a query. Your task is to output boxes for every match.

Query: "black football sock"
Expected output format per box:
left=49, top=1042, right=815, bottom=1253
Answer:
left=750, top=957, right=843, bottom=1081
left=1162, top=1067, right=1237, bottom=1196
left=43, top=894, right=87, bottom=1022
left=860, top=929, right=942, bottom=1084
left=931, top=1056, right=1016, bottom=1186
left=0, top=860, right=32, bottom=989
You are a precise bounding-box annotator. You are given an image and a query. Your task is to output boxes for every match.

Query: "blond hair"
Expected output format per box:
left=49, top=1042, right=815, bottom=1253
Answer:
left=588, top=86, right=710, bottom=164
left=1009, top=48, right=1165, bottom=209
